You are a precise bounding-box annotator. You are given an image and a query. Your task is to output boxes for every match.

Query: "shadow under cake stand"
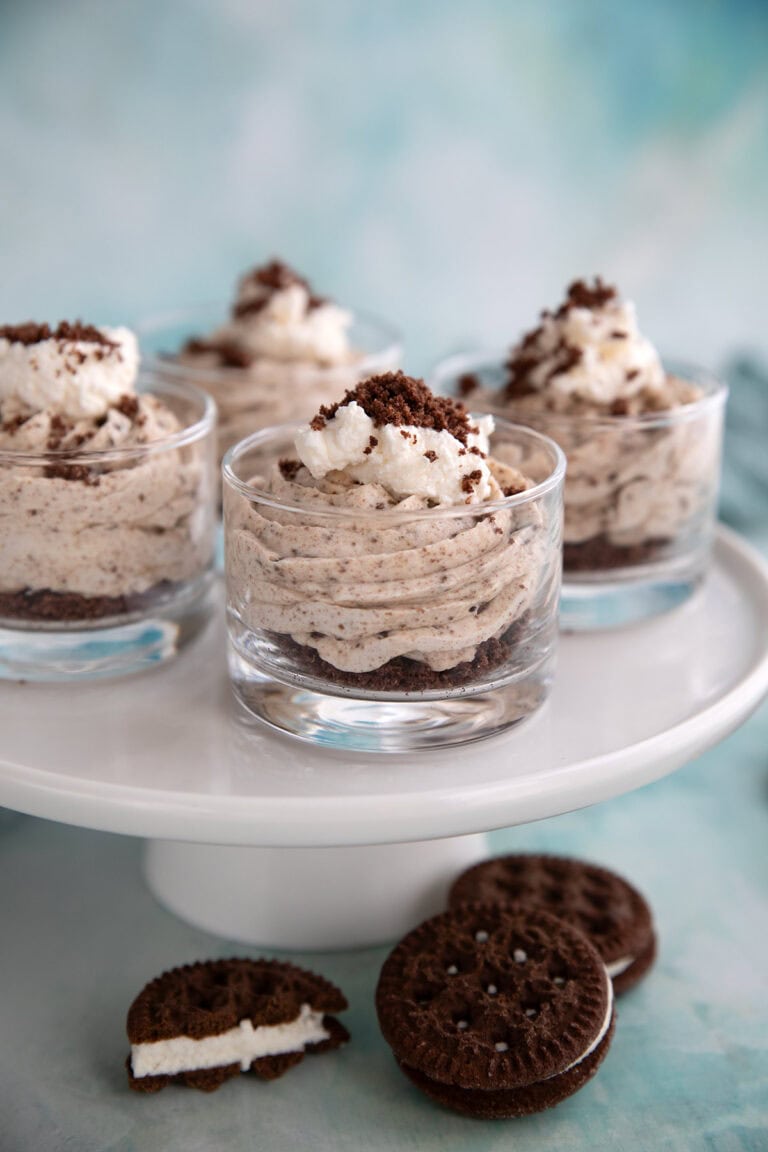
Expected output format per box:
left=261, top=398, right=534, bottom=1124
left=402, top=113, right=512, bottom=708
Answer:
left=1, top=525, right=767, bottom=951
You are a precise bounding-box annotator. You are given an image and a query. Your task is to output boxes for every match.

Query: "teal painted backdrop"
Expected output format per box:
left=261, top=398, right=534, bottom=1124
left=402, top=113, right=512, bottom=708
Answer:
left=1, top=0, right=767, bottom=371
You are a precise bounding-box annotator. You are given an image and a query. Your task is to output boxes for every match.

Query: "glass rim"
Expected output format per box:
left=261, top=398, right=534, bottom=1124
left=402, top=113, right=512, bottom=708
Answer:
left=135, top=301, right=404, bottom=384
left=221, top=414, right=566, bottom=521
left=0, top=373, right=216, bottom=466
left=430, top=350, right=728, bottom=428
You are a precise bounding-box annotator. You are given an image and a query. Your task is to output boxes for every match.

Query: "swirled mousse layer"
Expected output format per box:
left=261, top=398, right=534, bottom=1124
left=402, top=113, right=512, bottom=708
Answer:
left=461, top=279, right=718, bottom=563
left=0, top=323, right=211, bottom=620
left=226, top=374, right=548, bottom=684
left=176, top=260, right=391, bottom=460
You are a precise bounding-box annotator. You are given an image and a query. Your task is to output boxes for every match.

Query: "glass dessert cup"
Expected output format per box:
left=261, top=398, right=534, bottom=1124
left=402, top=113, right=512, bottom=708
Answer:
left=223, top=418, right=565, bottom=752
left=138, top=304, right=403, bottom=469
left=0, top=377, right=217, bottom=681
left=432, top=353, right=728, bottom=631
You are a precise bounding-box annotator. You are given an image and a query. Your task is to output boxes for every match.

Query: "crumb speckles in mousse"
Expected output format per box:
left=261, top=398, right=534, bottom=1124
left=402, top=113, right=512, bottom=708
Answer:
left=0, top=320, right=216, bottom=679
left=223, top=372, right=565, bottom=751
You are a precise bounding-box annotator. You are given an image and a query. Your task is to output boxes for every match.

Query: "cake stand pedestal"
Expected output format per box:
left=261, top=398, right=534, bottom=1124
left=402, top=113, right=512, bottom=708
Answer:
left=1, top=526, right=767, bottom=950
left=144, top=836, right=487, bottom=950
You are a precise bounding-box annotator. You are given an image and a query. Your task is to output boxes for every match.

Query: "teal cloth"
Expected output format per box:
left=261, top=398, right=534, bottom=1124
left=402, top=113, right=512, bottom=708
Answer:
left=720, top=357, right=768, bottom=553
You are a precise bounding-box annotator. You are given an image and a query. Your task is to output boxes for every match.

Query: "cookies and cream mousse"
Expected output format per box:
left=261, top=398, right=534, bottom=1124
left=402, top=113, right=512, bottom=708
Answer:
left=0, top=321, right=211, bottom=622
left=461, top=278, right=720, bottom=569
left=177, top=259, right=394, bottom=463
left=226, top=372, right=550, bottom=689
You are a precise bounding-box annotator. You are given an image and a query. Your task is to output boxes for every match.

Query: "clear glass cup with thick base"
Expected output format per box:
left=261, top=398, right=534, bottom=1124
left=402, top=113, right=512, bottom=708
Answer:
left=223, top=418, right=565, bottom=753
left=138, top=304, right=403, bottom=469
left=432, top=353, right=728, bottom=631
left=0, top=377, right=217, bottom=681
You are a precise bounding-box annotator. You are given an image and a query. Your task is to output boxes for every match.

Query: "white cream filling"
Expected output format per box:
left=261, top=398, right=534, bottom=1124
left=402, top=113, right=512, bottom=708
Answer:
left=130, top=1003, right=329, bottom=1079
left=605, top=955, right=634, bottom=979
left=549, top=965, right=613, bottom=1079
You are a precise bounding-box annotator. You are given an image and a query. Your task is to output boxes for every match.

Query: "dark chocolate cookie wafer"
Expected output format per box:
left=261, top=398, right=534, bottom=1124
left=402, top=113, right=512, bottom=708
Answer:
left=376, top=904, right=614, bottom=1118
left=127, top=958, right=348, bottom=1092
left=449, top=854, right=656, bottom=995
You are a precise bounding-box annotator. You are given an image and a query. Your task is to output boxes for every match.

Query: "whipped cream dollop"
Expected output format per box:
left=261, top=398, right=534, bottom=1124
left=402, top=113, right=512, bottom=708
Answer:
left=0, top=321, right=139, bottom=419
left=506, top=278, right=665, bottom=407
left=295, top=373, right=497, bottom=506
left=210, top=260, right=352, bottom=366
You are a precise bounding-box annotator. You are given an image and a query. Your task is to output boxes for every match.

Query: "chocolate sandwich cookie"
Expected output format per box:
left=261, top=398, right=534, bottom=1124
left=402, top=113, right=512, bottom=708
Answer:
left=376, top=904, right=615, bottom=1119
left=127, top=958, right=349, bottom=1092
left=449, top=853, right=656, bottom=995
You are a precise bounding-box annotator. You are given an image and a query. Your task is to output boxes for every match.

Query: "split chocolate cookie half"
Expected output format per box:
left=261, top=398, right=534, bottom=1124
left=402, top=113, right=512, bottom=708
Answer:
left=376, top=904, right=615, bottom=1119
left=127, top=958, right=349, bottom=1092
left=449, top=853, right=656, bottom=995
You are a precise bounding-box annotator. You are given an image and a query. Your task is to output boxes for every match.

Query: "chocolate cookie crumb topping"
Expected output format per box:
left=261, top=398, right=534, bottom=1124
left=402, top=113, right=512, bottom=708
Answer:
left=423, top=449, right=437, bottom=462
left=0, top=321, right=116, bottom=348
left=182, top=337, right=215, bottom=356
left=461, top=469, right=483, bottom=494
left=278, top=458, right=302, bottom=480
left=114, top=394, right=140, bottom=419
left=506, top=338, right=583, bottom=400
left=504, top=357, right=541, bottom=399
left=180, top=335, right=256, bottom=368
left=233, top=259, right=326, bottom=319
left=310, top=372, right=477, bottom=444
left=216, top=339, right=255, bottom=368
left=457, top=372, right=480, bottom=397
left=557, top=277, right=617, bottom=315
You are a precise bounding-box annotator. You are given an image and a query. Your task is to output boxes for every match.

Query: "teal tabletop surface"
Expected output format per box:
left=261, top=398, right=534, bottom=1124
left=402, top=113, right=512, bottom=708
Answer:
left=0, top=710, right=766, bottom=1152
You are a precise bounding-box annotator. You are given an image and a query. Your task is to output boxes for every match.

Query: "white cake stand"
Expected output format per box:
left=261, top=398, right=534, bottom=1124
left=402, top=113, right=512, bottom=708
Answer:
left=1, top=525, right=767, bottom=950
